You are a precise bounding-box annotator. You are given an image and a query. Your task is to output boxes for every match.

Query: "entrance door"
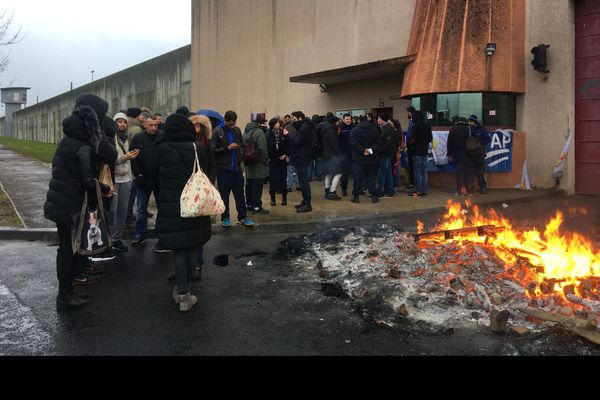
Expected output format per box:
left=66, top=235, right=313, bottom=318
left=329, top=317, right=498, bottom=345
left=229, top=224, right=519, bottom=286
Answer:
left=576, top=0, right=600, bottom=195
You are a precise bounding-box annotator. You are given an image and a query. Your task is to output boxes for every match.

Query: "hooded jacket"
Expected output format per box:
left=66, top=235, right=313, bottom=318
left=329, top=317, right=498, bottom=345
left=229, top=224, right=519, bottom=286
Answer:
left=243, top=121, right=269, bottom=179
left=409, top=111, right=433, bottom=156
left=44, top=105, right=112, bottom=226
left=287, top=118, right=314, bottom=167
left=378, top=120, right=400, bottom=158
left=156, top=114, right=212, bottom=251
left=321, top=121, right=342, bottom=175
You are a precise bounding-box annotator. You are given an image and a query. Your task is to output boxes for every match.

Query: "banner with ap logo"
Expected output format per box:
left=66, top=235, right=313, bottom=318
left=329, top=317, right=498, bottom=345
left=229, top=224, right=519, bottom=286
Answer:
left=427, top=129, right=513, bottom=173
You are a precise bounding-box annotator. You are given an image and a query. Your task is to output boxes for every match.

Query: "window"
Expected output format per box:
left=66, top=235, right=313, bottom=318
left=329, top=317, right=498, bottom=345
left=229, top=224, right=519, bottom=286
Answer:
left=336, top=109, right=367, bottom=119
left=411, top=93, right=516, bottom=128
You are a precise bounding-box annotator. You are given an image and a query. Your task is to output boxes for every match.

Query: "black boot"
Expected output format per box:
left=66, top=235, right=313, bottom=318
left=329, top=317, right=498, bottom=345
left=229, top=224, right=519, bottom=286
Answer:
left=342, top=188, right=348, bottom=197
left=56, top=293, right=90, bottom=311
left=351, top=194, right=360, bottom=204
left=295, top=200, right=306, bottom=209
left=191, top=264, right=202, bottom=281
left=281, top=193, right=287, bottom=206
left=270, top=193, right=276, bottom=207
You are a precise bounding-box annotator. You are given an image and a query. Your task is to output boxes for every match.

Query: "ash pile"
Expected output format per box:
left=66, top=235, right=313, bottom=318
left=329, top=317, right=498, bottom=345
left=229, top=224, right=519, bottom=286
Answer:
left=278, top=225, right=600, bottom=345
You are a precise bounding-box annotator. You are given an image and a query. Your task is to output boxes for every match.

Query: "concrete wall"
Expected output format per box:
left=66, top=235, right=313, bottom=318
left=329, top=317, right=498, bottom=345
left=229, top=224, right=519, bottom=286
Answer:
left=191, top=0, right=416, bottom=124
left=4, top=45, right=191, bottom=144
left=517, top=0, right=576, bottom=192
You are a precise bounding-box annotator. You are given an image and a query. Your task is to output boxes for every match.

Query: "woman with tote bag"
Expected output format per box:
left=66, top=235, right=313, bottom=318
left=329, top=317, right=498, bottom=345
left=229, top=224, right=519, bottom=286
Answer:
left=156, top=113, right=214, bottom=312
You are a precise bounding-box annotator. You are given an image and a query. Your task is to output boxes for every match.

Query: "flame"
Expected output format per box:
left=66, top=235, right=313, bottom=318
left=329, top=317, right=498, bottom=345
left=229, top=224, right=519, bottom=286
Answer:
left=419, top=200, right=600, bottom=304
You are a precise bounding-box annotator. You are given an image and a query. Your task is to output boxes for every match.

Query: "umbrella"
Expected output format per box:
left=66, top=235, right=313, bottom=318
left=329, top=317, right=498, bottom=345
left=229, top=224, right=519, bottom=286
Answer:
left=196, top=109, right=224, bottom=129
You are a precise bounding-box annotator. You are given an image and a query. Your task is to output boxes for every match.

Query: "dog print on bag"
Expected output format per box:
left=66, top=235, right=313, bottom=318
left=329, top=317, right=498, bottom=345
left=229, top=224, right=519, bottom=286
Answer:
left=86, top=209, right=104, bottom=251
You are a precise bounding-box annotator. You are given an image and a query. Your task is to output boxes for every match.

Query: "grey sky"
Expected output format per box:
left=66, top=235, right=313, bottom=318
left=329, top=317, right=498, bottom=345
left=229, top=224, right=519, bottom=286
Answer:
left=1, top=0, right=191, bottom=116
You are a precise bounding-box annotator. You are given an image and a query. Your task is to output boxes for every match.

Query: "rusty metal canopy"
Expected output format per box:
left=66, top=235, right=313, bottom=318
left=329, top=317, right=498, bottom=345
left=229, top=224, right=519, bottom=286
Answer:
left=290, top=55, right=416, bottom=85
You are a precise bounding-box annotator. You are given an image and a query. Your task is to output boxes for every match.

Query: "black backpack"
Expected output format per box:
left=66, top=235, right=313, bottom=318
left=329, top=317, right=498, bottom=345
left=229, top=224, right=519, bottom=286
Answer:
left=311, top=122, right=324, bottom=158
left=466, top=127, right=485, bottom=159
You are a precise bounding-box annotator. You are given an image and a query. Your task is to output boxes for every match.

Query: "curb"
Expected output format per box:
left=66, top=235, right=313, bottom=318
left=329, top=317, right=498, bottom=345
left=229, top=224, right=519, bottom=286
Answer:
left=0, top=189, right=566, bottom=242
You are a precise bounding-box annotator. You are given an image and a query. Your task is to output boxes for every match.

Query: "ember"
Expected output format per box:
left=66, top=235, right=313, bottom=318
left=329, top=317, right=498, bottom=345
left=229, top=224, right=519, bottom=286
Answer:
left=417, top=199, right=600, bottom=308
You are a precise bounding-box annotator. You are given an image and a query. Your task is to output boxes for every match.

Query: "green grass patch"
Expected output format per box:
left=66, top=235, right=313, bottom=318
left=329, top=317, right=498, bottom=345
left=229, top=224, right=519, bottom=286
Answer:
left=0, top=183, right=24, bottom=228
left=0, top=136, right=57, bottom=164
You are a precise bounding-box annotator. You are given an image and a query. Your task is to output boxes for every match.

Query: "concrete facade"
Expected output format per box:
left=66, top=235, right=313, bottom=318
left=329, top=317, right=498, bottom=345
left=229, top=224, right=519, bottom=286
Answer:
left=191, top=0, right=416, bottom=122
left=0, top=45, right=191, bottom=144
left=518, top=0, right=576, bottom=192
left=190, top=0, right=578, bottom=192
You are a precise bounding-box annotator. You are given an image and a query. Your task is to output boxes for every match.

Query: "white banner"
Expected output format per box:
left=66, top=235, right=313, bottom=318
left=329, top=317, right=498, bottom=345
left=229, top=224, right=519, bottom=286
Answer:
left=552, top=130, right=573, bottom=178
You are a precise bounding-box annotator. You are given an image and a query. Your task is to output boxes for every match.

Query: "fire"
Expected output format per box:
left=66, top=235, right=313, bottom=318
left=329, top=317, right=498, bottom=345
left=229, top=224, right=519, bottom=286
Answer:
left=419, top=200, right=600, bottom=304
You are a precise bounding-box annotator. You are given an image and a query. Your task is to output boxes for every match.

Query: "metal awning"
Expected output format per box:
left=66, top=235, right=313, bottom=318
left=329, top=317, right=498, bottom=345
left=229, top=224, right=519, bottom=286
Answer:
left=290, top=55, right=416, bottom=85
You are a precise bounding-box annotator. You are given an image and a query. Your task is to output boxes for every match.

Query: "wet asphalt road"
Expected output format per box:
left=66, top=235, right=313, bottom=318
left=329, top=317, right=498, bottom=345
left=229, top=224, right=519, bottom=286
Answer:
left=1, top=194, right=599, bottom=355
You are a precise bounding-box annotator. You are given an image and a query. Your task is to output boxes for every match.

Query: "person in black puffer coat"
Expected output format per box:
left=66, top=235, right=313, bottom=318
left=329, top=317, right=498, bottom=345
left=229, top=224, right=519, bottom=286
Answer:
left=350, top=115, right=383, bottom=203
left=286, top=111, right=314, bottom=213
left=407, top=111, right=433, bottom=197
left=320, top=112, right=343, bottom=200
left=267, top=117, right=289, bottom=206
left=156, top=113, right=213, bottom=313
left=44, top=93, right=116, bottom=311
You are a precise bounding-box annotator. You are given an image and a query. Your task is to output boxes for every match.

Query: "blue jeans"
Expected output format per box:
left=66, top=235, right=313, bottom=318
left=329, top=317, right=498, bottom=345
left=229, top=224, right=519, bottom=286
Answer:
left=413, top=155, right=428, bottom=194
left=307, top=158, right=322, bottom=181
left=376, top=157, right=394, bottom=196
left=135, top=187, right=159, bottom=239
left=286, top=165, right=299, bottom=190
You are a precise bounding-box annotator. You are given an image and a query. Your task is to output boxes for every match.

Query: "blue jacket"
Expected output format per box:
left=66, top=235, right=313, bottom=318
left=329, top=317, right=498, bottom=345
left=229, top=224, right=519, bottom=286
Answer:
left=471, top=122, right=491, bottom=149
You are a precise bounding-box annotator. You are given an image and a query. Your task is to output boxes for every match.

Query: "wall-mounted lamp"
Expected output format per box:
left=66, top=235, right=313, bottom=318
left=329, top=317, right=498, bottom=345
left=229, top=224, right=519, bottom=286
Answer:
left=486, top=42, right=497, bottom=57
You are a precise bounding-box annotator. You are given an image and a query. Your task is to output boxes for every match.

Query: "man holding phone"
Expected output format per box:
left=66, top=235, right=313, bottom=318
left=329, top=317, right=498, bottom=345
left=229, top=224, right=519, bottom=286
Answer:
left=110, top=112, right=139, bottom=252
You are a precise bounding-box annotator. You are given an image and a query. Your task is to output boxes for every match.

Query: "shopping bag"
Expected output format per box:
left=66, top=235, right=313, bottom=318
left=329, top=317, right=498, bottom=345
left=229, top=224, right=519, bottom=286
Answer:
left=99, top=163, right=113, bottom=189
left=72, top=180, right=112, bottom=256
left=180, top=143, right=226, bottom=217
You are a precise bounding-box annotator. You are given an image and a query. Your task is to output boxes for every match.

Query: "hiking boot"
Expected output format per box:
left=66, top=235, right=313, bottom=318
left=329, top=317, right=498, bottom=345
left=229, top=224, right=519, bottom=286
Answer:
left=132, top=237, right=147, bottom=247
left=56, top=294, right=90, bottom=311
left=178, top=293, right=198, bottom=312
left=296, top=204, right=312, bottom=213
left=351, top=195, right=360, bottom=204
left=325, top=192, right=341, bottom=201
left=111, top=240, right=128, bottom=253
left=72, top=273, right=101, bottom=287
left=238, top=217, right=255, bottom=227
left=222, top=218, right=232, bottom=228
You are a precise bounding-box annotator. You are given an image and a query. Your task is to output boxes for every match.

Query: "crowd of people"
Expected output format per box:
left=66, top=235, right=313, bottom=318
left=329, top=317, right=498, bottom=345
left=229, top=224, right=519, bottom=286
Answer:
left=43, top=93, right=491, bottom=313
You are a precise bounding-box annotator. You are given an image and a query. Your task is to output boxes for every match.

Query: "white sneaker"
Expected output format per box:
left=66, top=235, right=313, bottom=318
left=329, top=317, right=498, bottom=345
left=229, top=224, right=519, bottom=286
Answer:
left=178, top=293, right=198, bottom=312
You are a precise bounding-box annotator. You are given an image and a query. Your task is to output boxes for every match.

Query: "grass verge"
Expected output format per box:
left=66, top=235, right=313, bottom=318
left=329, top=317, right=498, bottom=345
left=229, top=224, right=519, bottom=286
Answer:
left=0, top=136, right=57, bottom=164
left=0, top=182, right=24, bottom=228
